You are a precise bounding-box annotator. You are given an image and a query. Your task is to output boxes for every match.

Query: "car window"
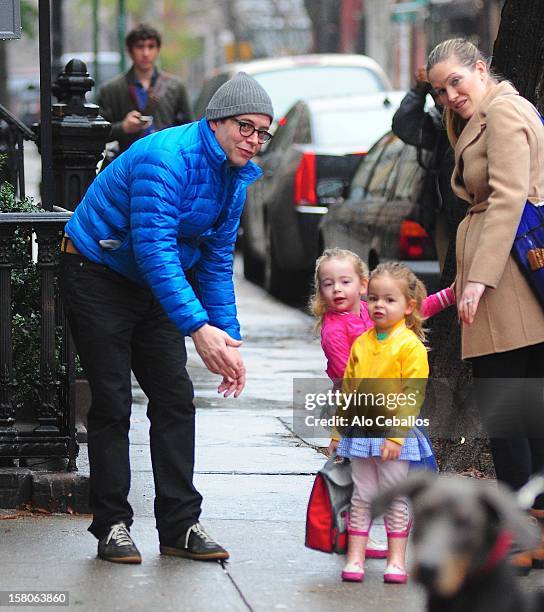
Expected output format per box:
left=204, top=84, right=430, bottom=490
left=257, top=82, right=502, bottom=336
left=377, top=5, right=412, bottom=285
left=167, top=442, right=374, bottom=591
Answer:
left=349, top=133, right=393, bottom=199
left=253, top=66, right=385, bottom=119
left=265, top=104, right=302, bottom=153
left=392, top=146, right=424, bottom=201
left=365, top=136, right=404, bottom=199
left=312, top=106, right=398, bottom=150
left=294, top=107, right=312, bottom=144
left=349, top=133, right=402, bottom=200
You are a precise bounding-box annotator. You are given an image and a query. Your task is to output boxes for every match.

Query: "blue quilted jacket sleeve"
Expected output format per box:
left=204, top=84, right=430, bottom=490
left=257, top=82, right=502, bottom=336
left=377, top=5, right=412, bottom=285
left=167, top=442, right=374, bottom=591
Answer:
left=194, top=209, right=242, bottom=340
left=129, top=147, right=210, bottom=335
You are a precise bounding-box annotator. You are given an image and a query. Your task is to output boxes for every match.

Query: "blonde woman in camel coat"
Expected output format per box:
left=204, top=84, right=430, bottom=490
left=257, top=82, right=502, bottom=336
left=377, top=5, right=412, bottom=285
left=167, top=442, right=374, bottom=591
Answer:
left=428, top=38, right=544, bottom=572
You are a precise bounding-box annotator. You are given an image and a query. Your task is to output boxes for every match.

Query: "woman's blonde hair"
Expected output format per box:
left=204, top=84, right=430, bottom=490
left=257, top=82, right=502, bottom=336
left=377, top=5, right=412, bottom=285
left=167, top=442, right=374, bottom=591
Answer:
left=369, top=262, right=427, bottom=342
left=309, top=248, right=369, bottom=330
left=426, top=38, right=497, bottom=145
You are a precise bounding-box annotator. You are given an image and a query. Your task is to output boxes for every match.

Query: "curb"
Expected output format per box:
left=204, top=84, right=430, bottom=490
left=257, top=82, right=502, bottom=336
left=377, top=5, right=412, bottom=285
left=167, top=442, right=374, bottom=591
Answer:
left=0, top=468, right=90, bottom=513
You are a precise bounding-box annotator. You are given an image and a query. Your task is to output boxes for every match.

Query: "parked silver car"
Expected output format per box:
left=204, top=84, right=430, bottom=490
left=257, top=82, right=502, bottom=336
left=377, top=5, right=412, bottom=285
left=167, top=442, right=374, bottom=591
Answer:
left=194, top=54, right=393, bottom=129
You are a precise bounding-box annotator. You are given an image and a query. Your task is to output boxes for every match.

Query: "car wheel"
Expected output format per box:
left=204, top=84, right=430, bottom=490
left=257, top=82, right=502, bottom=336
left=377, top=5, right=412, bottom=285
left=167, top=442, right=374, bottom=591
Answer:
left=264, top=227, right=304, bottom=302
left=264, top=225, right=287, bottom=298
left=243, top=241, right=264, bottom=284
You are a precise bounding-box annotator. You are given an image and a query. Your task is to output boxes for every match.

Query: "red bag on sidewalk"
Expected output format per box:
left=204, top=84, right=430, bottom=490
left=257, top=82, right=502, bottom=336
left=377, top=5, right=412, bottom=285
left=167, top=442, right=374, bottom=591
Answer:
left=305, top=456, right=353, bottom=554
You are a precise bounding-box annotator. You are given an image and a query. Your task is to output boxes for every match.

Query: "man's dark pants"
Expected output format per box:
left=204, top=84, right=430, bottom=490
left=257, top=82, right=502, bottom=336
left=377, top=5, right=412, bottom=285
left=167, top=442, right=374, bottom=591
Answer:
left=59, top=253, right=202, bottom=543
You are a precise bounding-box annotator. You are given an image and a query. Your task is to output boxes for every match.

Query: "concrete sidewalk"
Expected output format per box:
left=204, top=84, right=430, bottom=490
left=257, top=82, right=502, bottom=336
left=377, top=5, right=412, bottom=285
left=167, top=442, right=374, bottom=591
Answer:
left=2, top=266, right=543, bottom=611
left=4, top=401, right=426, bottom=612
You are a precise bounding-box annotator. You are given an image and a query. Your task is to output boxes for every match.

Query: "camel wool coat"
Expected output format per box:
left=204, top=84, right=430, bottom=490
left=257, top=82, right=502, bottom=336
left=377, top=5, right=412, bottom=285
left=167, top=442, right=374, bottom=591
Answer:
left=452, top=81, right=544, bottom=358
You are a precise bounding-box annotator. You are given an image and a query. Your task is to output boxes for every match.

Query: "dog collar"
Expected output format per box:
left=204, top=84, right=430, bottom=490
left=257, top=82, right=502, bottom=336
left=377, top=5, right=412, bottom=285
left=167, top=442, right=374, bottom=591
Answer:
left=479, top=530, right=513, bottom=574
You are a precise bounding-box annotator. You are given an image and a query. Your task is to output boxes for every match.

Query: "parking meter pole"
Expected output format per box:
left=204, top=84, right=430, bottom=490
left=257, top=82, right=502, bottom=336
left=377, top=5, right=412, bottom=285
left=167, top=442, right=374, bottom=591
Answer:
left=51, top=0, right=64, bottom=80
left=92, top=0, right=100, bottom=90
left=38, top=0, right=54, bottom=212
left=47, top=60, right=110, bottom=212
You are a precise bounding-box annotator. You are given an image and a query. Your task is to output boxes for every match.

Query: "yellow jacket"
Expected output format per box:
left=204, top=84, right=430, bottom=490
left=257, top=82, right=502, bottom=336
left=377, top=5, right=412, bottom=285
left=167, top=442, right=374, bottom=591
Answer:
left=335, top=320, right=429, bottom=444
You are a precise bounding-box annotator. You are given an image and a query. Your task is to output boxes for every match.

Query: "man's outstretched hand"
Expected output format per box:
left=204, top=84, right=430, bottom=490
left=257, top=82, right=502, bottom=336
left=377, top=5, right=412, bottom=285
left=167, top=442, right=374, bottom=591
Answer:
left=217, top=347, right=246, bottom=398
left=191, top=324, right=246, bottom=397
left=217, top=371, right=246, bottom=398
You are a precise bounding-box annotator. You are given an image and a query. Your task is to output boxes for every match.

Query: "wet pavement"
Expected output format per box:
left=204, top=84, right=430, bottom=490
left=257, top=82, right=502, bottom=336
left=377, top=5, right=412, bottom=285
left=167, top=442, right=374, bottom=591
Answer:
left=2, top=260, right=543, bottom=611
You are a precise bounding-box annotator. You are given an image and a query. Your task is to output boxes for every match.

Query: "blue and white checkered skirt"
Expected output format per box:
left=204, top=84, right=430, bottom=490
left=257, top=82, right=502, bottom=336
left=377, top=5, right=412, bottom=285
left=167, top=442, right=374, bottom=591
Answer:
left=338, top=427, right=433, bottom=462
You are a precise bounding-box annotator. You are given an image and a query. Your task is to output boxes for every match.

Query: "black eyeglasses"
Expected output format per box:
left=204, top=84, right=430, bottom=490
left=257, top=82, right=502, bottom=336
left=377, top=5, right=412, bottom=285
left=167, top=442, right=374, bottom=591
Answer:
left=231, top=118, right=273, bottom=144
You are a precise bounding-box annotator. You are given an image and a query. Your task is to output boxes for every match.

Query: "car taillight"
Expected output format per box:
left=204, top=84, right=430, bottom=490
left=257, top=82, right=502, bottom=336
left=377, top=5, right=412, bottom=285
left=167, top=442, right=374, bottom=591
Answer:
left=399, top=220, right=432, bottom=259
left=294, top=152, right=317, bottom=206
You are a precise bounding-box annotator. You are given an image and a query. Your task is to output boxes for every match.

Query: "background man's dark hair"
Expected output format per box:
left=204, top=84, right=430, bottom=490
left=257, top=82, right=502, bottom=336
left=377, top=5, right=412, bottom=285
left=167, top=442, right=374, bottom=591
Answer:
left=125, top=23, right=162, bottom=50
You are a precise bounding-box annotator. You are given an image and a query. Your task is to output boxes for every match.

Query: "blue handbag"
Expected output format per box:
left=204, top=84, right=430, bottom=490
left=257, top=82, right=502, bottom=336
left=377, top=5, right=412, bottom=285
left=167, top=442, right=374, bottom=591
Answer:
left=512, top=201, right=544, bottom=307
left=512, top=109, right=544, bottom=306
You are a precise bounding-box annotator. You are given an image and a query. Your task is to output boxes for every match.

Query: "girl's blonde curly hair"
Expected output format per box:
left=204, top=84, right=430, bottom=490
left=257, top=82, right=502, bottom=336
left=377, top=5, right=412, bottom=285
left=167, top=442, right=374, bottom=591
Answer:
left=369, top=262, right=427, bottom=342
left=309, top=248, right=369, bottom=331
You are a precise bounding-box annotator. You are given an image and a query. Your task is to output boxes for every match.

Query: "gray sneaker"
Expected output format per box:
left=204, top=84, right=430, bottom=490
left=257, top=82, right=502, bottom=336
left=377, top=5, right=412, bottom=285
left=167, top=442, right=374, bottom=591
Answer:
left=160, top=523, right=229, bottom=561
left=97, top=522, right=142, bottom=564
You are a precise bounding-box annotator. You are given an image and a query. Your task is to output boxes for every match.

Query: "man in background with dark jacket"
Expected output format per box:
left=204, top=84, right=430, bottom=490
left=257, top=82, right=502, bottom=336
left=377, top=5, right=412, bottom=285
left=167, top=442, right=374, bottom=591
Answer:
left=392, top=67, right=466, bottom=276
left=393, top=69, right=472, bottom=460
left=60, top=73, right=274, bottom=565
left=98, top=23, right=193, bottom=161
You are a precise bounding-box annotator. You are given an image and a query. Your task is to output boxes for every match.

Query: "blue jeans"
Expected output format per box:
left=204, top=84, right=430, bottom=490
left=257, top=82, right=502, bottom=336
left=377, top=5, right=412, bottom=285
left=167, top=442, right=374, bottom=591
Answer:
left=59, top=253, right=202, bottom=542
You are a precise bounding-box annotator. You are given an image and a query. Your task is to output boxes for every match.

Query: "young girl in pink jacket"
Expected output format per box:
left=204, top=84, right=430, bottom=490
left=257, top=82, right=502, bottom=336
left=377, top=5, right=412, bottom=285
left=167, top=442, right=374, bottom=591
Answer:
left=309, top=248, right=454, bottom=564
left=313, top=249, right=454, bottom=384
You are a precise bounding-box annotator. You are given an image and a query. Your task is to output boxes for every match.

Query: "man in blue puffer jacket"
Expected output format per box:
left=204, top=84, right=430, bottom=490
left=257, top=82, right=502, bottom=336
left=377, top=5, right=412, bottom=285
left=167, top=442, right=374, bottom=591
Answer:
left=59, top=73, right=273, bottom=564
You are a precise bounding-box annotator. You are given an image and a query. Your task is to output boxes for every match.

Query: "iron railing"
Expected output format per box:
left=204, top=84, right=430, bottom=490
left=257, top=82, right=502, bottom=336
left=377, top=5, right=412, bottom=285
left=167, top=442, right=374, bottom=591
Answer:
left=0, top=212, right=77, bottom=470
left=0, top=104, right=36, bottom=201
left=0, top=1, right=110, bottom=475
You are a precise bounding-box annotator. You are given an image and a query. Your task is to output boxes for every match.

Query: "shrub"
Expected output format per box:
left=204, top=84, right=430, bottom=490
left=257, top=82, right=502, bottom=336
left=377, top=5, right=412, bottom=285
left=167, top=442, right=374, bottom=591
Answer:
left=0, top=182, right=47, bottom=411
left=0, top=182, right=67, bottom=413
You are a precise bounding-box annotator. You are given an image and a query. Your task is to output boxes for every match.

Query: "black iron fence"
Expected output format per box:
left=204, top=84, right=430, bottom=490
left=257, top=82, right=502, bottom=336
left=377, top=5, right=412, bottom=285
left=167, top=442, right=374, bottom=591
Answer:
left=0, top=212, right=76, bottom=469
left=0, top=56, right=110, bottom=470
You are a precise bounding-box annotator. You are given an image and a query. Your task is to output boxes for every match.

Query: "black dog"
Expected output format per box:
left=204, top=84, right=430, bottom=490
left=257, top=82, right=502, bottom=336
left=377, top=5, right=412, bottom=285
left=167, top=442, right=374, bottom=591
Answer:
left=372, top=473, right=544, bottom=612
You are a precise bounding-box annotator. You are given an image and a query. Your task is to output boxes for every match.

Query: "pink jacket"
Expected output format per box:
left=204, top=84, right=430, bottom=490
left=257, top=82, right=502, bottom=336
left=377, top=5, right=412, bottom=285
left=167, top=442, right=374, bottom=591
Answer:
left=321, top=287, right=455, bottom=380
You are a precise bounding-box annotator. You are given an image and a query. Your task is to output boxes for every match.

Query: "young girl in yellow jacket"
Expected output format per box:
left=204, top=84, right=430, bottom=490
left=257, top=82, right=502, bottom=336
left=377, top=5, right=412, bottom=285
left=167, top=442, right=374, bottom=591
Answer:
left=334, top=262, right=429, bottom=584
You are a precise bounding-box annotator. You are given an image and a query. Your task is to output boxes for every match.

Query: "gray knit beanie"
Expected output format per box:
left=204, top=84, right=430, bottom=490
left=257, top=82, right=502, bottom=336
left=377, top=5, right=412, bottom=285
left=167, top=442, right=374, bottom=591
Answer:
left=205, top=72, right=274, bottom=121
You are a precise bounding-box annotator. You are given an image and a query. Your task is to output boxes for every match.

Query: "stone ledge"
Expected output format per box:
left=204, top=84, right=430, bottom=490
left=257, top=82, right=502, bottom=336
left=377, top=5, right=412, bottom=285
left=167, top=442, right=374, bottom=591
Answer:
left=0, top=468, right=90, bottom=513
left=32, top=473, right=90, bottom=513
left=0, top=469, right=33, bottom=508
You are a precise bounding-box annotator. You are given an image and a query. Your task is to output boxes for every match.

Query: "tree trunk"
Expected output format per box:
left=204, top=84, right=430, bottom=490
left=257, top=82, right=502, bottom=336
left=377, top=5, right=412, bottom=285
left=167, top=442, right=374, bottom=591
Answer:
left=304, top=0, right=340, bottom=53
left=492, top=0, right=544, bottom=112
left=427, top=238, right=494, bottom=477
left=224, top=0, right=244, bottom=61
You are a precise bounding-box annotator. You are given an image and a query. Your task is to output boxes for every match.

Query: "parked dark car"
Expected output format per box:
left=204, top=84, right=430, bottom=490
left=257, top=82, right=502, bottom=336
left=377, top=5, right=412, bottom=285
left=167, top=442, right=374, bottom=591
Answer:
left=319, top=131, right=440, bottom=292
left=242, top=92, right=405, bottom=300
